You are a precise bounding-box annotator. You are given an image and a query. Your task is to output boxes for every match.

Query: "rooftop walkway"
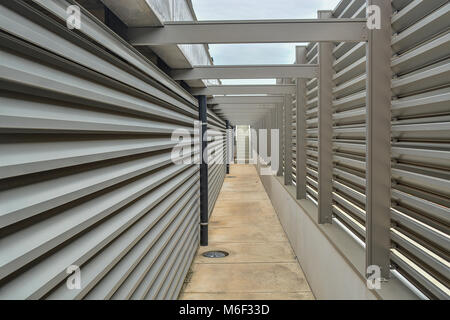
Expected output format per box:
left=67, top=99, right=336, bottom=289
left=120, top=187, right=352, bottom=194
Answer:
left=180, top=165, right=314, bottom=300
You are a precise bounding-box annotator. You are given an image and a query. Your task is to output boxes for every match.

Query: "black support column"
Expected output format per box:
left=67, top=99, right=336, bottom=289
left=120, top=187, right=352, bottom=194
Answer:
left=197, top=95, right=208, bottom=246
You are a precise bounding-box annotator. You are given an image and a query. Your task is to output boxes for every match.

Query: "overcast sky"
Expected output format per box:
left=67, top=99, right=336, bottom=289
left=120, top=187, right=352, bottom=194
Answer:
left=191, top=0, right=341, bottom=84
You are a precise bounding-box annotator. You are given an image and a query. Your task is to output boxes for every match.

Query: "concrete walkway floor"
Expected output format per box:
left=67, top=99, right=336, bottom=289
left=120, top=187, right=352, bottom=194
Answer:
left=180, top=165, right=314, bottom=300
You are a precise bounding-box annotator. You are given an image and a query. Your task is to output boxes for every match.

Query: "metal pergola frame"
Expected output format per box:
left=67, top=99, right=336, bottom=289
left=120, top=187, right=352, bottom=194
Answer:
left=136, top=0, right=391, bottom=279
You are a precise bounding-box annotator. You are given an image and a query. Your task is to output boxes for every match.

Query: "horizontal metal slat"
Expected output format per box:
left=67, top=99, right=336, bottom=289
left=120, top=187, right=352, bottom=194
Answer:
left=46, top=179, right=199, bottom=299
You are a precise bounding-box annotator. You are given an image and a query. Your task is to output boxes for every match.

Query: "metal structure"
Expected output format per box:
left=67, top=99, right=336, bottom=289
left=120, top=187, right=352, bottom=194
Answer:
left=0, top=0, right=226, bottom=300
left=255, top=0, right=449, bottom=299
left=127, top=18, right=368, bottom=44
left=0, top=0, right=448, bottom=300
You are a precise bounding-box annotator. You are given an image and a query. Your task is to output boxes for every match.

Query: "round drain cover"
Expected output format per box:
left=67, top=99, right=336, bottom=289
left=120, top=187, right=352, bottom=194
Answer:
left=202, top=250, right=229, bottom=258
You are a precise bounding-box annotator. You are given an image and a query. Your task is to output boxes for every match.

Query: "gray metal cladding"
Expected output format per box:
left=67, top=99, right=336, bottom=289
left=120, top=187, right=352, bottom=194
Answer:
left=304, top=41, right=319, bottom=205
left=0, top=0, right=200, bottom=300
left=389, top=0, right=450, bottom=300
left=258, top=0, right=449, bottom=299
left=329, top=0, right=368, bottom=241
left=292, top=83, right=297, bottom=186
left=330, top=0, right=450, bottom=299
left=207, top=109, right=227, bottom=217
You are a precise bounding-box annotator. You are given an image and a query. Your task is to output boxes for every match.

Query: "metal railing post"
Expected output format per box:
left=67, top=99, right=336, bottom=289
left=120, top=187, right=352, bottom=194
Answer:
left=296, top=46, right=308, bottom=199
left=197, top=95, right=208, bottom=246
left=317, top=10, right=334, bottom=224
left=365, top=0, right=392, bottom=279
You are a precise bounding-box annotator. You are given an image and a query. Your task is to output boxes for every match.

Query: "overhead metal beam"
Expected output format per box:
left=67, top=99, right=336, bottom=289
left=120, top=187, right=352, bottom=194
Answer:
left=215, top=113, right=272, bottom=117
left=215, top=109, right=272, bottom=114
left=128, top=19, right=368, bottom=45
left=214, top=108, right=274, bottom=112
left=225, top=119, right=263, bottom=123
left=190, top=85, right=296, bottom=95
left=217, top=113, right=270, bottom=118
left=222, top=113, right=267, bottom=117
left=216, top=114, right=271, bottom=119
left=208, top=96, right=284, bottom=104
left=171, top=65, right=318, bottom=80
left=212, top=104, right=276, bottom=109
left=226, top=116, right=262, bottom=118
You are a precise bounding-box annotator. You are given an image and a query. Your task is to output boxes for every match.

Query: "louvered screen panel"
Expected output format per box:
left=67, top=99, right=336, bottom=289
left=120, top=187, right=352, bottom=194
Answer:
left=330, top=0, right=450, bottom=298
left=0, top=0, right=200, bottom=300
left=331, top=0, right=367, bottom=241
left=389, top=0, right=450, bottom=299
left=305, top=43, right=319, bottom=203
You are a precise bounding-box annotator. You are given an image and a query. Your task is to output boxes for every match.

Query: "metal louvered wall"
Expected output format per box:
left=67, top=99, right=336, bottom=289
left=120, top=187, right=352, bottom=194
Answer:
left=331, top=0, right=450, bottom=299
left=292, top=80, right=297, bottom=186
left=331, top=0, right=368, bottom=242
left=257, top=0, right=449, bottom=300
left=305, top=43, right=319, bottom=204
left=388, top=0, right=449, bottom=300
left=207, top=109, right=227, bottom=217
left=0, top=0, right=203, bottom=300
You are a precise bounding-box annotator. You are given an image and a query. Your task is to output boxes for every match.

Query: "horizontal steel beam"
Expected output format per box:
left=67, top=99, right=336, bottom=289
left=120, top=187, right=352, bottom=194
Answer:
left=190, top=85, right=296, bottom=95
left=171, top=65, right=318, bottom=80
left=214, top=110, right=273, bottom=114
left=128, top=19, right=368, bottom=45
left=213, top=107, right=276, bottom=112
left=208, top=96, right=284, bottom=104
left=215, top=112, right=273, bottom=116
left=216, top=109, right=271, bottom=114
left=212, top=104, right=276, bottom=109
left=218, top=115, right=268, bottom=119
left=223, top=117, right=261, bottom=121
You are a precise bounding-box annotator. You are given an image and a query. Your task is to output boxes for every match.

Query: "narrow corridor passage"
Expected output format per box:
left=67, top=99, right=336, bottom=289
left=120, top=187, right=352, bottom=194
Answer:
left=180, top=165, right=314, bottom=300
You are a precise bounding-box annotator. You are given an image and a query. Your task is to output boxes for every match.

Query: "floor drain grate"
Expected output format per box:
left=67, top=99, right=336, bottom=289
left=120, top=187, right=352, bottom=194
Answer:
left=202, top=250, right=229, bottom=258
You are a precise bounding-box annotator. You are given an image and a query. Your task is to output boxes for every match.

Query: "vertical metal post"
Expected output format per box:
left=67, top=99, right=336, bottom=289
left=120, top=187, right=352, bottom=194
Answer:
left=296, top=46, right=308, bottom=199
left=197, top=95, right=208, bottom=246
left=267, top=112, right=271, bottom=161
left=255, top=120, right=259, bottom=168
left=270, top=109, right=275, bottom=170
left=259, top=119, right=262, bottom=168
left=317, top=10, right=334, bottom=224
left=284, top=78, right=293, bottom=185
left=365, top=0, right=392, bottom=279
left=226, top=120, right=230, bottom=174
left=232, top=125, right=236, bottom=163
left=262, top=111, right=268, bottom=168
left=276, top=85, right=283, bottom=176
